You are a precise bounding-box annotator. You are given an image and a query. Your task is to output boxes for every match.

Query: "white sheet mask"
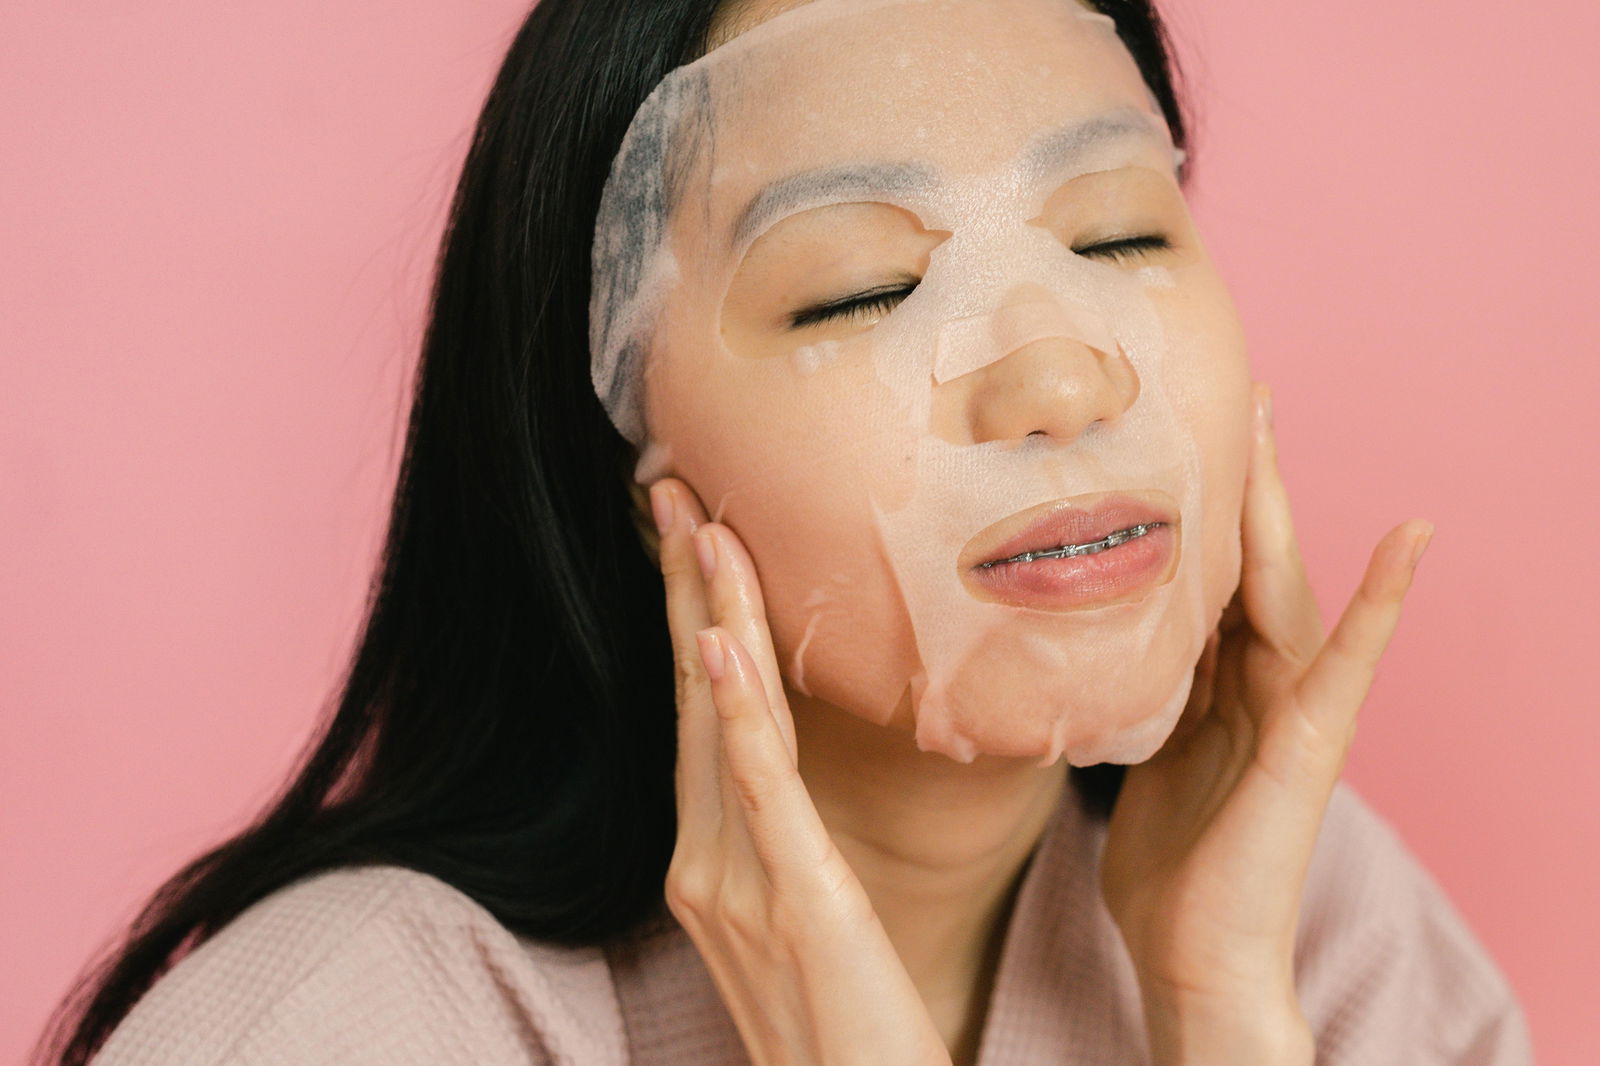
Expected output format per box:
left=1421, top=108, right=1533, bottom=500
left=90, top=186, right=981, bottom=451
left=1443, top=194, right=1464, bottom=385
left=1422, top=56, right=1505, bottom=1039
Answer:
left=590, top=0, right=1242, bottom=767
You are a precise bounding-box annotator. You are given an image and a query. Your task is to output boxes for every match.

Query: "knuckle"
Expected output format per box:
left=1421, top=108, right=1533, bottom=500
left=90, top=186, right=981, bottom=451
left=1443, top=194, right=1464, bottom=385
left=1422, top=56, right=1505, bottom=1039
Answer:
left=1335, top=630, right=1383, bottom=675
left=727, top=755, right=782, bottom=815
left=663, top=863, right=714, bottom=921
left=742, top=811, right=799, bottom=869
left=1268, top=634, right=1316, bottom=672
left=1253, top=727, right=1322, bottom=793
left=673, top=650, right=703, bottom=695
left=664, top=848, right=712, bottom=895
left=658, top=544, right=702, bottom=585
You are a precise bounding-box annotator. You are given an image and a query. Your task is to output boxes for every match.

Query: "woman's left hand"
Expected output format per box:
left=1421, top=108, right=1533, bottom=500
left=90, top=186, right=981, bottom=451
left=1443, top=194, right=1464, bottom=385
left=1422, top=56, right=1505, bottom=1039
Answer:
left=1098, top=381, right=1435, bottom=1065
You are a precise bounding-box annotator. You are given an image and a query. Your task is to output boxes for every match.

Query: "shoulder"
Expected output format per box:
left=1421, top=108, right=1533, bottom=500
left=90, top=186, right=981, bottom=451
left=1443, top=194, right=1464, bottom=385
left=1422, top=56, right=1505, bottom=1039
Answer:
left=1294, top=781, right=1536, bottom=1065
left=92, top=865, right=626, bottom=1066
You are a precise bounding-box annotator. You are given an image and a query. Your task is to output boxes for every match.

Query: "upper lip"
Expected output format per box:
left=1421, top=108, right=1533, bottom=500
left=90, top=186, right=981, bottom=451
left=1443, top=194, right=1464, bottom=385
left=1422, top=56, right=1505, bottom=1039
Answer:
left=960, top=490, right=1180, bottom=569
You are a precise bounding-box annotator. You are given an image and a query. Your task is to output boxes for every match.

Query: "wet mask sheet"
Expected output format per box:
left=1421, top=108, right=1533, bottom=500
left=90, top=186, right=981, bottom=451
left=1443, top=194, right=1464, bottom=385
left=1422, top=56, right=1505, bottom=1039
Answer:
left=590, top=0, right=1237, bottom=767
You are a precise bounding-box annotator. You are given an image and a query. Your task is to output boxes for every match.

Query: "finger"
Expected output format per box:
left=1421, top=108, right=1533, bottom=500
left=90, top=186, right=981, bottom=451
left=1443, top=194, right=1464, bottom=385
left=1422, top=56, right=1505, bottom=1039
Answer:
left=1241, top=382, right=1325, bottom=664
left=651, top=478, right=720, bottom=836
left=692, top=522, right=798, bottom=763
left=1166, top=625, right=1222, bottom=749
left=1218, top=580, right=1248, bottom=635
left=697, top=626, right=835, bottom=885
left=1290, top=519, right=1433, bottom=748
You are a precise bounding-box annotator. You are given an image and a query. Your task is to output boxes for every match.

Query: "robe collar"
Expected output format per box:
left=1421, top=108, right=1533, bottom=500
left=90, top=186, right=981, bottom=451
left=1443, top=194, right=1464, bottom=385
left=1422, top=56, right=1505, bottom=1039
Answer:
left=603, top=782, right=1151, bottom=1065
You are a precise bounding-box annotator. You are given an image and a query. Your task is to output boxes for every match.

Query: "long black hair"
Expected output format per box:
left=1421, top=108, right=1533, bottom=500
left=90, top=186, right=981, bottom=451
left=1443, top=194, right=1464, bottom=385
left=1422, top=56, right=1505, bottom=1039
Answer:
left=33, top=2, right=1189, bottom=1062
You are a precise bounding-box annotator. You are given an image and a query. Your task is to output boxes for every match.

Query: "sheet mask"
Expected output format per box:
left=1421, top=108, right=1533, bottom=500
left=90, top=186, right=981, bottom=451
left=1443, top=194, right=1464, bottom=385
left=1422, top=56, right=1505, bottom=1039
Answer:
left=590, top=0, right=1242, bottom=767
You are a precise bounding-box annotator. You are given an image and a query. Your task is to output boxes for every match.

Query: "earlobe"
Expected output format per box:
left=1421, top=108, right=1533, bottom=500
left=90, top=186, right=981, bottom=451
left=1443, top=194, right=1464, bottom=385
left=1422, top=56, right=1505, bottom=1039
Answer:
left=627, top=477, right=662, bottom=562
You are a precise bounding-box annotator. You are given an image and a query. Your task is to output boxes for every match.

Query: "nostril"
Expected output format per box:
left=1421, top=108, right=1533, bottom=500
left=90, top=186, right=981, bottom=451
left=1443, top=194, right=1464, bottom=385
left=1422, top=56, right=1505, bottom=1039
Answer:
left=1078, top=418, right=1114, bottom=443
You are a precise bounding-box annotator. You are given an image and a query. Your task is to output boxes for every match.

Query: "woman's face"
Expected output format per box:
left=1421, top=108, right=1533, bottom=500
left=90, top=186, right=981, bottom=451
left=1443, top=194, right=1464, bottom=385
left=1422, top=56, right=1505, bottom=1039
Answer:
left=615, top=0, right=1252, bottom=766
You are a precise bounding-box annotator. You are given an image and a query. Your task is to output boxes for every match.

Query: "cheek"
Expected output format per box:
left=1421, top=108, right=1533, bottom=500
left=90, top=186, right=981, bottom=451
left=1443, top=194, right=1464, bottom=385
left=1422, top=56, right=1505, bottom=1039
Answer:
left=651, top=352, right=926, bottom=718
left=1151, top=278, right=1252, bottom=612
left=1196, top=399, right=1250, bottom=617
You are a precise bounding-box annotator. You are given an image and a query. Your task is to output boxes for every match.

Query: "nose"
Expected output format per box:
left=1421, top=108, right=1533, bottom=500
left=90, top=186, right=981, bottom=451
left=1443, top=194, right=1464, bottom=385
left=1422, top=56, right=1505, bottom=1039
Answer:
left=930, top=288, right=1140, bottom=446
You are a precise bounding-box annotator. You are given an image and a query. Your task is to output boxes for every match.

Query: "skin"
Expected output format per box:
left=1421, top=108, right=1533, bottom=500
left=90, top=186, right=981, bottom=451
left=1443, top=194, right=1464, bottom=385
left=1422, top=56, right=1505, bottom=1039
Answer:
left=622, top=2, right=1433, bottom=1063
left=640, top=0, right=1245, bottom=766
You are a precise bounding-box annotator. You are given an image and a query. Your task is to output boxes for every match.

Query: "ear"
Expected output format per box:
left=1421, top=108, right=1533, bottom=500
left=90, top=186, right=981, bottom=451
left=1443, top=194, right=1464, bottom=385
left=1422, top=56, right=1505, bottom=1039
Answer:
left=626, top=477, right=662, bottom=564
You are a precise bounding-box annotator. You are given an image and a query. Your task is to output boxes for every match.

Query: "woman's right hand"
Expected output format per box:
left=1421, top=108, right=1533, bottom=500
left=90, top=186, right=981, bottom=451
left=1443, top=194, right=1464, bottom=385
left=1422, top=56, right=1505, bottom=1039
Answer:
left=649, top=477, right=953, bottom=1066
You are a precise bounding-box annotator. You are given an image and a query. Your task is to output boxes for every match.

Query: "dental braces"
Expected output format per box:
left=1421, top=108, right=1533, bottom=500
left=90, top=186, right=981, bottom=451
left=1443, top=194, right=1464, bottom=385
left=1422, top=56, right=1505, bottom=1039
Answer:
left=978, top=522, right=1167, bottom=568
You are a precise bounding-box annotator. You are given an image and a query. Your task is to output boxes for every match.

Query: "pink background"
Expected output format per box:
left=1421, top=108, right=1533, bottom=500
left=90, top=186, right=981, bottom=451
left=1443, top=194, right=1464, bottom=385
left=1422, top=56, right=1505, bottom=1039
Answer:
left=4, top=1, right=1595, bottom=1062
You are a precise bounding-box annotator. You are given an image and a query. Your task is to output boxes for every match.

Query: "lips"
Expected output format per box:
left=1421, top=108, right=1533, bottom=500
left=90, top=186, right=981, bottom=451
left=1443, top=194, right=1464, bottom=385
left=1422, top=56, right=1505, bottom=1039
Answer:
left=960, top=490, right=1180, bottom=570
left=957, top=490, right=1183, bottom=611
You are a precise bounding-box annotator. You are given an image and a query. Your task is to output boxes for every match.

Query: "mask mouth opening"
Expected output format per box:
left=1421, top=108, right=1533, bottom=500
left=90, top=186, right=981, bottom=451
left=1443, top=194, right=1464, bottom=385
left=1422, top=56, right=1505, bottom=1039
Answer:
left=955, top=488, right=1182, bottom=611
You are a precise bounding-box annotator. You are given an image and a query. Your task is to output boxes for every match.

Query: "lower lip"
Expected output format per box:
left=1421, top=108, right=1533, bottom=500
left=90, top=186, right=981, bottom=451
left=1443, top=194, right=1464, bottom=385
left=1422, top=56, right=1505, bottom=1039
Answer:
left=963, top=523, right=1178, bottom=611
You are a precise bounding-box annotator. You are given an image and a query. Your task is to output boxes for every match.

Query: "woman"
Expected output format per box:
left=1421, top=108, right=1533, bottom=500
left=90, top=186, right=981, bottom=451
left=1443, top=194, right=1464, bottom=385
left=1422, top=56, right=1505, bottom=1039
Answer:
left=34, top=0, right=1533, bottom=1064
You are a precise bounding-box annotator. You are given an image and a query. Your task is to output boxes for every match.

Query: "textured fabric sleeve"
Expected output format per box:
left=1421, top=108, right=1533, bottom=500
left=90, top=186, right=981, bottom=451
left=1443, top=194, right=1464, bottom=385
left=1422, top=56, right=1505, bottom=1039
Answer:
left=1293, top=782, right=1537, bottom=1065
left=89, top=865, right=627, bottom=1066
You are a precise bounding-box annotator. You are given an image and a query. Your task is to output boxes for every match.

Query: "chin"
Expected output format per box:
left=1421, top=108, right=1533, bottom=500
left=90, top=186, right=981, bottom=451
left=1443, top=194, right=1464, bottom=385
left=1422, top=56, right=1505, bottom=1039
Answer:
left=901, top=625, right=1206, bottom=767
left=787, top=576, right=1231, bottom=768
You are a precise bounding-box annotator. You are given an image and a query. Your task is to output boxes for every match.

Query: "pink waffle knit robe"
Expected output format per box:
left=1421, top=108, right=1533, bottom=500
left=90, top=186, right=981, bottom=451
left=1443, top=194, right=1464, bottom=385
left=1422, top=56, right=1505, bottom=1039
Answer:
left=86, top=779, right=1535, bottom=1065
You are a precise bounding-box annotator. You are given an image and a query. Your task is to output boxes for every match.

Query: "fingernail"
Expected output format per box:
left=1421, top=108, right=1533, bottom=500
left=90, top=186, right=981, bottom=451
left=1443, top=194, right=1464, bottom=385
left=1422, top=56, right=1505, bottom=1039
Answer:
left=693, top=527, right=719, bottom=582
left=1410, top=523, right=1435, bottom=568
left=650, top=482, right=675, bottom=537
left=1256, top=385, right=1273, bottom=432
left=695, top=628, right=726, bottom=682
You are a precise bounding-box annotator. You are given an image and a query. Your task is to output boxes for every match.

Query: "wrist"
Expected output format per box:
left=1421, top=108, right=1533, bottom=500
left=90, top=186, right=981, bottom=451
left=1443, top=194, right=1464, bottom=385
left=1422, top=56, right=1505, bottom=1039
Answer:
left=1139, top=983, right=1314, bottom=1066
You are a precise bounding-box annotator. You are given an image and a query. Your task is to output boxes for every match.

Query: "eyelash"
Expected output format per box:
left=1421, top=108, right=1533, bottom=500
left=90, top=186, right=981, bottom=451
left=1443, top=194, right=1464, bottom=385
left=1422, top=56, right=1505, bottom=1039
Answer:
left=789, top=234, right=1171, bottom=328
left=1077, top=233, right=1172, bottom=262
left=790, top=286, right=912, bottom=329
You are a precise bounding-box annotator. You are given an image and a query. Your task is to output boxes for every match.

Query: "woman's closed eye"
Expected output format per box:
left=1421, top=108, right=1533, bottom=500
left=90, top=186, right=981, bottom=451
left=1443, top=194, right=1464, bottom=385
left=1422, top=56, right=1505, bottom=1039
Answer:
left=786, top=233, right=1172, bottom=330
left=1072, top=233, right=1171, bottom=262
left=788, top=284, right=918, bottom=330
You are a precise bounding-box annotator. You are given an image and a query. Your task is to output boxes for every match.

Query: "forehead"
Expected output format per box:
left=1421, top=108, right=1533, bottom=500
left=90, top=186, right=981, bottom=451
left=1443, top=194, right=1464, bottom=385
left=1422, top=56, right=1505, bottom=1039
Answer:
left=701, top=0, right=1159, bottom=148
left=727, top=110, right=1165, bottom=252
left=671, top=0, right=1173, bottom=236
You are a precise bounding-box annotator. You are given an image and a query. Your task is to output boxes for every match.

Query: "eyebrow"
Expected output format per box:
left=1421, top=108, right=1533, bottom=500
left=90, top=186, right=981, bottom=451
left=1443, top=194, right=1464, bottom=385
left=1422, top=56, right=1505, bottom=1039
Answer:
left=728, top=161, right=939, bottom=252
left=726, top=109, right=1159, bottom=251
left=1016, top=109, right=1157, bottom=184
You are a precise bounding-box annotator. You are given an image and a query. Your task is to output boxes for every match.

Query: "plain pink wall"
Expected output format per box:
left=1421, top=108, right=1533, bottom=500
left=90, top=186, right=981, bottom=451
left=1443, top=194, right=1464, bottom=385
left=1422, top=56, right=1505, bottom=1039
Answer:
left=4, top=1, right=1594, bottom=1063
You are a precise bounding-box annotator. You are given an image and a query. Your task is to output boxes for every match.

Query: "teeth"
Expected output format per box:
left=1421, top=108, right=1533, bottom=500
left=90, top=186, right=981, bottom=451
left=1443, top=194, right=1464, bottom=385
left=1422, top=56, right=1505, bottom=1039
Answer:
left=979, top=522, right=1164, bottom=568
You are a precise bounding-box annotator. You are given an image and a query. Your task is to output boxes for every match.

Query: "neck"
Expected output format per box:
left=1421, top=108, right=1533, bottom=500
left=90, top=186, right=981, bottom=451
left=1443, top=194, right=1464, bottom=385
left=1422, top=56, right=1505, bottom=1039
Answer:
left=789, top=690, right=1070, bottom=1060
